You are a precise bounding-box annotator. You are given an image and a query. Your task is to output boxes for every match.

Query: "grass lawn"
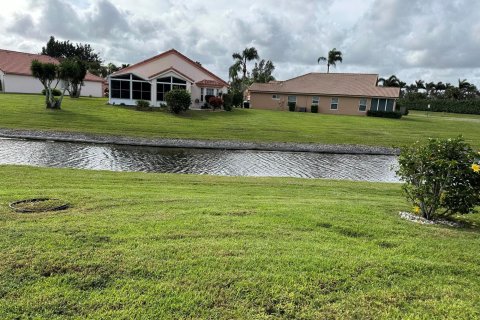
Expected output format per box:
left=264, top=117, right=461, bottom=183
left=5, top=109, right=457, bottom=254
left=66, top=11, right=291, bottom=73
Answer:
left=1, top=93, right=479, bottom=149
left=1, top=165, right=479, bottom=318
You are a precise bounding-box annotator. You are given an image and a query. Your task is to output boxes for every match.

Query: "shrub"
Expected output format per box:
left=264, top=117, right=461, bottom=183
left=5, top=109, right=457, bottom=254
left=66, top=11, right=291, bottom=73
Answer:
left=165, top=89, right=191, bottom=114
left=232, top=91, right=243, bottom=107
left=208, top=96, right=223, bottom=110
left=397, top=137, right=480, bottom=220
left=397, top=98, right=480, bottom=115
left=204, top=95, right=215, bottom=105
left=311, top=104, right=318, bottom=113
left=366, top=110, right=402, bottom=118
left=288, top=102, right=296, bottom=112
left=222, top=92, right=233, bottom=111
left=41, top=88, right=62, bottom=96
left=135, top=100, right=151, bottom=111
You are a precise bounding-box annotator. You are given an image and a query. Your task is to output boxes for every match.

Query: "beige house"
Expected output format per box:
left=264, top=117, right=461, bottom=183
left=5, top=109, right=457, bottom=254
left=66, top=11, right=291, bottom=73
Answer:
left=249, top=73, right=400, bottom=115
left=108, top=49, right=228, bottom=107
left=0, top=49, right=104, bottom=97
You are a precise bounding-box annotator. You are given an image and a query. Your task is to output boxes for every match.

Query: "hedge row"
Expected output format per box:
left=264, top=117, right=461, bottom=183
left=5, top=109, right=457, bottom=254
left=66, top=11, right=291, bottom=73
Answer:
left=398, top=99, right=480, bottom=115
left=366, top=110, right=403, bottom=119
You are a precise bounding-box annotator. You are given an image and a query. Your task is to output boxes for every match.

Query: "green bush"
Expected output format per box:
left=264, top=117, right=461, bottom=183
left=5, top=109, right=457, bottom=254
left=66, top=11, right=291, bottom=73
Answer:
left=165, top=89, right=191, bottom=114
left=41, top=88, right=62, bottom=96
left=397, top=137, right=480, bottom=220
left=222, top=92, right=233, bottom=111
left=135, top=100, right=151, bottom=111
left=398, top=98, right=480, bottom=115
left=232, top=91, right=243, bottom=107
left=288, top=102, right=296, bottom=112
left=366, top=110, right=402, bottom=118
left=311, top=104, right=318, bottom=113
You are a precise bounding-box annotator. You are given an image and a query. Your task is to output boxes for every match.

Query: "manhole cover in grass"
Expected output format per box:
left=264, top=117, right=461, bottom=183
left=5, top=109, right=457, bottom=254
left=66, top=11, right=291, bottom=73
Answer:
left=9, top=198, right=69, bottom=213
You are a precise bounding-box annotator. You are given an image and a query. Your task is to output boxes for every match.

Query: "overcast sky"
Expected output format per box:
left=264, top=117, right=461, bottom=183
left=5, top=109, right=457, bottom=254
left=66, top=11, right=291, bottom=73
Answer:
left=1, top=0, right=480, bottom=86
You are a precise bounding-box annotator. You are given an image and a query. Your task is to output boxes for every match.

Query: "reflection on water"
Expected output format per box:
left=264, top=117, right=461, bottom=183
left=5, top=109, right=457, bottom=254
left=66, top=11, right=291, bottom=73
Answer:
left=0, top=138, right=399, bottom=182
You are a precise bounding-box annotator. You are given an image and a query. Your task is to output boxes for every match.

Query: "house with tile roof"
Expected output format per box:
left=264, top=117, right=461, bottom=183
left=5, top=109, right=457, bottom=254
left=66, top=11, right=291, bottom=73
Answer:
left=0, top=49, right=104, bottom=97
left=249, top=73, right=400, bottom=115
left=108, top=49, right=228, bottom=107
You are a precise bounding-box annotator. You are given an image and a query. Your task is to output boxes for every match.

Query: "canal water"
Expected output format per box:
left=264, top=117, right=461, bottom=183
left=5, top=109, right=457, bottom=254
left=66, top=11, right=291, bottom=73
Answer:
left=0, top=138, right=399, bottom=182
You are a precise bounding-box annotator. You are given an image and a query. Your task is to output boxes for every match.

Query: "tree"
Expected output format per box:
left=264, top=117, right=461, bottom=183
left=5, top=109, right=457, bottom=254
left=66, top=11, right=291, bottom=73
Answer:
left=232, top=47, right=259, bottom=80
left=31, top=60, right=61, bottom=109
left=31, top=59, right=83, bottom=109
left=41, top=36, right=103, bottom=75
left=60, top=58, right=87, bottom=98
left=377, top=75, right=401, bottom=87
left=414, top=79, right=425, bottom=92
left=425, top=81, right=436, bottom=98
left=397, top=137, right=480, bottom=220
left=252, top=59, right=275, bottom=83
left=317, top=48, right=343, bottom=73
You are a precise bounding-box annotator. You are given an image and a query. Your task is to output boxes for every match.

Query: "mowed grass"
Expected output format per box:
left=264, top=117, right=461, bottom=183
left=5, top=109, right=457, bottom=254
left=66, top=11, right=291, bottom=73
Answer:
left=1, top=93, right=479, bottom=148
left=1, top=165, right=479, bottom=319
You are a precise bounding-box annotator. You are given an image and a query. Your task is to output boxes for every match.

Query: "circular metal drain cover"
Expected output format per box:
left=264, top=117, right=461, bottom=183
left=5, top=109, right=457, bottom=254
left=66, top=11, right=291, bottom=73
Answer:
left=9, top=198, right=69, bottom=213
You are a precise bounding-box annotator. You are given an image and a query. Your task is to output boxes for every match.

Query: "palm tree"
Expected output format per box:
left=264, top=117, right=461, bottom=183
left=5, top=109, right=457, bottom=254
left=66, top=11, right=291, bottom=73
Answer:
left=229, top=61, right=242, bottom=82
left=232, top=47, right=259, bottom=79
left=377, top=75, right=401, bottom=87
left=414, top=80, right=425, bottom=92
left=425, top=82, right=436, bottom=97
left=317, top=48, right=343, bottom=73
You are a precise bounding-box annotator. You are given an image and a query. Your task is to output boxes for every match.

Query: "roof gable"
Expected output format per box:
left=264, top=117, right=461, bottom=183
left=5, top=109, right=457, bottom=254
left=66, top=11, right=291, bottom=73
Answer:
left=0, top=48, right=104, bottom=82
left=112, top=49, right=228, bottom=87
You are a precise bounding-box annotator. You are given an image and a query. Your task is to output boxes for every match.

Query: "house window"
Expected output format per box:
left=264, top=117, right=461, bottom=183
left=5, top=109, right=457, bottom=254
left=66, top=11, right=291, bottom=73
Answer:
left=288, top=96, right=296, bottom=105
left=370, top=98, right=395, bottom=112
left=206, top=88, right=214, bottom=96
left=330, top=97, right=339, bottom=110
left=201, top=88, right=204, bottom=102
left=359, top=98, right=367, bottom=112
left=312, top=96, right=319, bottom=106
left=132, top=81, right=151, bottom=100
left=111, top=78, right=131, bottom=99
left=157, top=76, right=187, bottom=102
left=272, top=94, right=280, bottom=100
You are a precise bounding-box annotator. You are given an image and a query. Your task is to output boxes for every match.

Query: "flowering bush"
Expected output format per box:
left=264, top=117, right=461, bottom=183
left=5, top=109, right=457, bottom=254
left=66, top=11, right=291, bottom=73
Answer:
left=397, top=137, right=480, bottom=220
left=208, top=96, right=223, bottom=110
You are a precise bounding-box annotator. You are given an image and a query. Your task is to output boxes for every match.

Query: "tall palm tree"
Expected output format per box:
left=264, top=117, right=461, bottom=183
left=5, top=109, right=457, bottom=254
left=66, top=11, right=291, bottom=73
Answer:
left=229, top=61, right=242, bottom=82
left=232, top=47, right=259, bottom=79
left=317, top=48, right=343, bottom=73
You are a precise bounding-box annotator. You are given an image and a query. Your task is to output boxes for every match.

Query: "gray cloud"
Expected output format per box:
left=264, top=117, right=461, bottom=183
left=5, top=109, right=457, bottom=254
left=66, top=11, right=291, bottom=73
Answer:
left=2, top=0, right=480, bottom=86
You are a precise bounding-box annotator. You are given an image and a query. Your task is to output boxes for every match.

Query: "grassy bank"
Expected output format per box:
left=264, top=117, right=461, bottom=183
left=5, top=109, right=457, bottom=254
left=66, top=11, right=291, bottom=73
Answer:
left=1, top=94, right=479, bottom=148
left=1, top=165, right=479, bottom=318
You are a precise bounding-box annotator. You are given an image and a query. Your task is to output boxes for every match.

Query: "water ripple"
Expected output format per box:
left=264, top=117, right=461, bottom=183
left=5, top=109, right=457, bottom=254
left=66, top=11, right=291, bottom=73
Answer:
left=0, top=139, right=399, bottom=182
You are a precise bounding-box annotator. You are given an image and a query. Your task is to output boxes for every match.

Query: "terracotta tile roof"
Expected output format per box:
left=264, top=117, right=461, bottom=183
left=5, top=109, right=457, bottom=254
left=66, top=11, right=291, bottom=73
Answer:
left=195, top=79, right=225, bottom=88
left=112, top=48, right=229, bottom=87
left=0, top=48, right=105, bottom=82
left=249, top=73, right=400, bottom=98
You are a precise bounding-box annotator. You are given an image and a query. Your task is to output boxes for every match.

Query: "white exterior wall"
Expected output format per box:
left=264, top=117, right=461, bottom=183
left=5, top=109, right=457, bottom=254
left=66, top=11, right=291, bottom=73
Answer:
left=4, top=74, right=45, bottom=94
left=3, top=74, right=102, bottom=97
left=81, top=81, right=103, bottom=97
